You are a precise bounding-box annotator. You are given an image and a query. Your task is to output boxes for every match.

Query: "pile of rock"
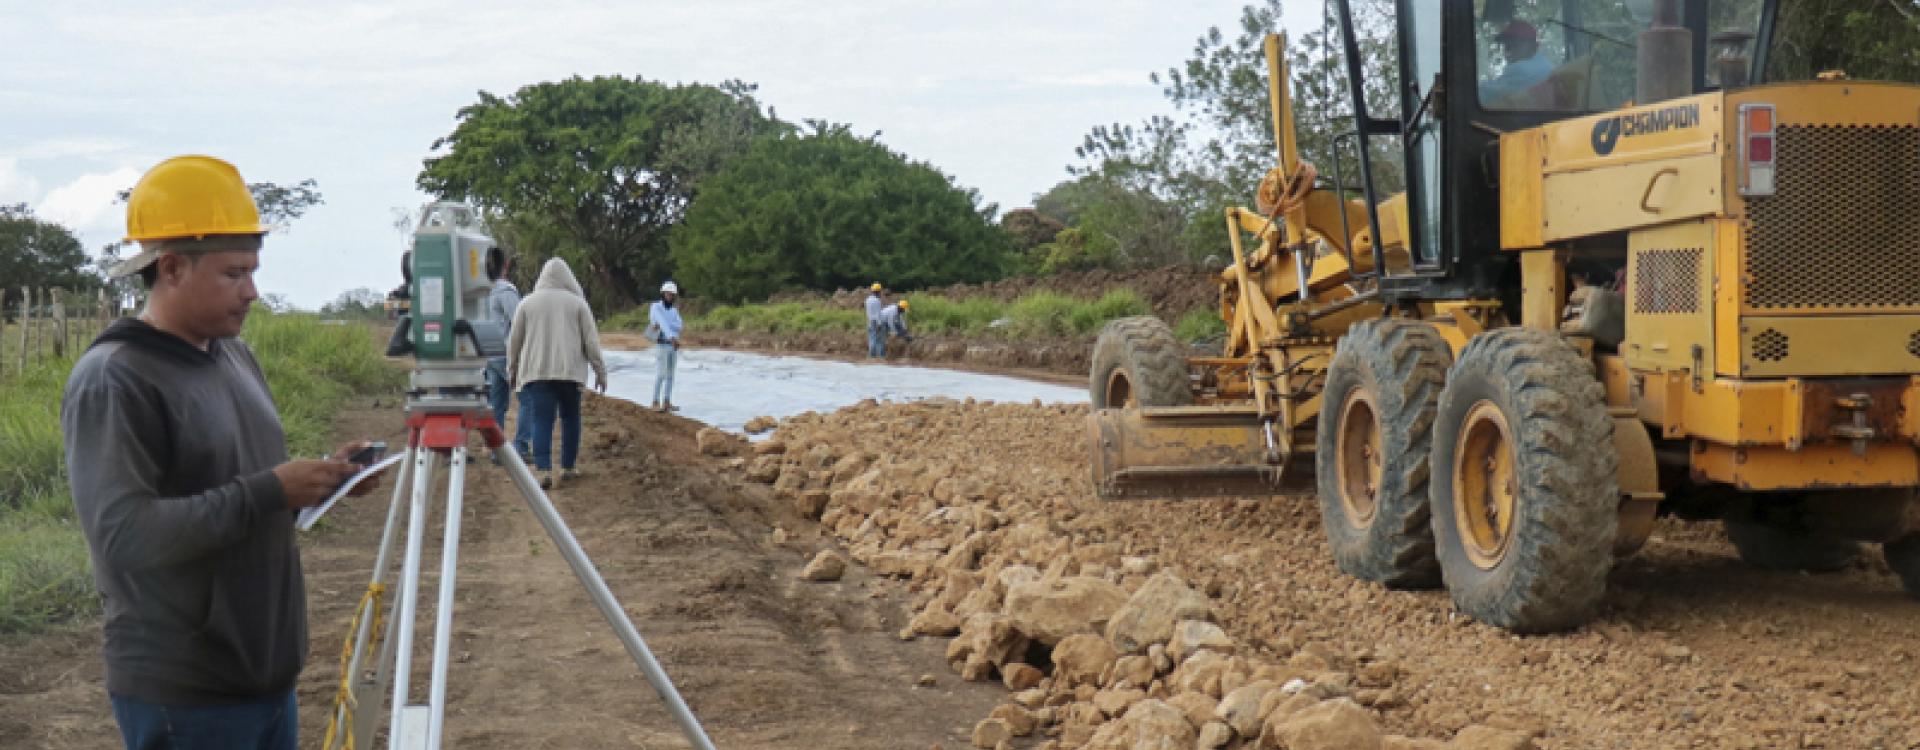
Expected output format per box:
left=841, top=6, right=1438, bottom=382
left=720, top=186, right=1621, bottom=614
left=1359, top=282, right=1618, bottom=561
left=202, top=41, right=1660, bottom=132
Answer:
left=735, top=400, right=1536, bottom=750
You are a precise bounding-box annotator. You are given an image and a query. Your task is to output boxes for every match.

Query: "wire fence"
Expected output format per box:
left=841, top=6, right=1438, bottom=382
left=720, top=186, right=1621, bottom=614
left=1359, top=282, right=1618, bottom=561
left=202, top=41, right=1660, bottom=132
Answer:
left=2, top=286, right=120, bottom=381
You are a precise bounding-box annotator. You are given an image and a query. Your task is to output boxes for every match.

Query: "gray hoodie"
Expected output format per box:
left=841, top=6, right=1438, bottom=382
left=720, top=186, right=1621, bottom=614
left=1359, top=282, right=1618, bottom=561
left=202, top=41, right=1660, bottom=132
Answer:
left=506, top=258, right=606, bottom=389
left=61, top=319, right=301, bottom=706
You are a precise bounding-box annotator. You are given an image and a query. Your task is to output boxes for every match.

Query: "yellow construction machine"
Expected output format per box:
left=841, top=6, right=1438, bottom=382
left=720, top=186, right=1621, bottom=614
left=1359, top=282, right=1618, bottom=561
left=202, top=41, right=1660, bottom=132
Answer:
left=1089, top=0, right=1920, bottom=631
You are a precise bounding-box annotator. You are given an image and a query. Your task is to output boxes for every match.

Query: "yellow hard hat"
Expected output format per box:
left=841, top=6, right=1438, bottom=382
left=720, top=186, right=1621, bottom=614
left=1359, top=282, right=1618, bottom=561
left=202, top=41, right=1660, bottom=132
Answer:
left=898, top=300, right=909, bottom=310
left=871, top=282, right=883, bottom=292
left=124, top=155, right=266, bottom=243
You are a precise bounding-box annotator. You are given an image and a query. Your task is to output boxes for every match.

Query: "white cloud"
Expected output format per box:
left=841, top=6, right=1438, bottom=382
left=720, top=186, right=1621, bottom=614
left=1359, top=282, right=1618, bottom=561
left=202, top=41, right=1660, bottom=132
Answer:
left=38, top=167, right=141, bottom=237
left=0, top=157, right=44, bottom=206
left=6, top=136, right=134, bottom=162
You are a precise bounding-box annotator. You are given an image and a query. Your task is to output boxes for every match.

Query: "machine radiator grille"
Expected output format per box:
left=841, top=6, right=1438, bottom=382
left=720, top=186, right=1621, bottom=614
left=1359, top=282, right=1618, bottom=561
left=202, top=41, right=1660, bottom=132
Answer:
left=1744, top=124, right=1920, bottom=310
left=1633, top=248, right=1702, bottom=314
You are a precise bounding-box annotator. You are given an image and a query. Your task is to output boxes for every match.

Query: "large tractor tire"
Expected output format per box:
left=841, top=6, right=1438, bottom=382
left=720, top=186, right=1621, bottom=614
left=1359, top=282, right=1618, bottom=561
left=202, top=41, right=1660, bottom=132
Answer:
left=1090, top=316, right=1193, bottom=408
left=1884, top=534, right=1920, bottom=599
left=1430, top=327, right=1618, bottom=633
left=1314, top=319, right=1450, bottom=588
left=1723, top=499, right=1861, bottom=572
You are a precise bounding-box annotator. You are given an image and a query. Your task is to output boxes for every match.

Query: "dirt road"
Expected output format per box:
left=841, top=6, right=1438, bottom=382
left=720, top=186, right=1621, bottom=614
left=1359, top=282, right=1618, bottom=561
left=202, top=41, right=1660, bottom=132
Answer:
left=0, top=396, right=1004, bottom=748
left=753, top=399, right=1920, bottom=750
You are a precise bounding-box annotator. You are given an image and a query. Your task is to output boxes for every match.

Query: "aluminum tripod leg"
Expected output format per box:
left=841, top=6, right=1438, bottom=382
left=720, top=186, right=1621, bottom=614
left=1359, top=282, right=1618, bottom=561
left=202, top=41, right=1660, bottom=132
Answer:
left=327, top=444, right=415, bottom=750
left=425, top=448, right=469, bottom=747
left=387, top=449, right=441, bottom=749
left=498, top=448, right=720, bottom=750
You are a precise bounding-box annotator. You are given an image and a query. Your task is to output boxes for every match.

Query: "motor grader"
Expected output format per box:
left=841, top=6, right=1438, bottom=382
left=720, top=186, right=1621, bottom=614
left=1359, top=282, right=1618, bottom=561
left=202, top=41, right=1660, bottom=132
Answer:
left=1088, top=0, right=1920, bottom=631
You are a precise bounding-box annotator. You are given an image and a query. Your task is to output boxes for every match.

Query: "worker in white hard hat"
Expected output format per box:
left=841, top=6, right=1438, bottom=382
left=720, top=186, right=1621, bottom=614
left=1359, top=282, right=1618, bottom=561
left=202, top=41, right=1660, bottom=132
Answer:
left=644, top=280, right=685, bottom=411
left=864, top=282, right=886, bottom=358
left=61, top=155, right=381, bottom=750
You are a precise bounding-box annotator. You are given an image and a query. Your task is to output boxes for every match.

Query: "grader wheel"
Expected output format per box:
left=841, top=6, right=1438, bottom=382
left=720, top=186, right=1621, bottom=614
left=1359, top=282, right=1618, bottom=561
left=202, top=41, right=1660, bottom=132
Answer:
left=1430, top=327, right=1618, bottom=633
left=1090, top=316, right=1193, bottom=408
left=1314, top=319, right=1449, bottom=588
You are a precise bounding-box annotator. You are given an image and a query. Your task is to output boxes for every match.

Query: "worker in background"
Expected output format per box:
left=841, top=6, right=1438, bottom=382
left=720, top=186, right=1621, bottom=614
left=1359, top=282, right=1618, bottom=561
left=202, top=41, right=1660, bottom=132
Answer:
left=1480, top=21, right=1552, bottom=103
left=877, top=299, right=914, bottom=358
left=507, top=257, right=608, bottom=490
left=865, top=282, right=886, bottom=358
left=483, top=247, right=527, bottom=463
left=644, top=280, right=684, bottom=412
left=61, top=155, right=382, bottom=750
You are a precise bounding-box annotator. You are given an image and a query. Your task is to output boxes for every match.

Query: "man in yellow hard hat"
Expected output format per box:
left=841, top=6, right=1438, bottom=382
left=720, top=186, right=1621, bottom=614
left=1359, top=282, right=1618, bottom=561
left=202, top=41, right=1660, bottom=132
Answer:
left=877, top=298, right=914, bottom=358
left=60, top=155, right=379, bottom=750
left=864, top=282, right=886, bottom=358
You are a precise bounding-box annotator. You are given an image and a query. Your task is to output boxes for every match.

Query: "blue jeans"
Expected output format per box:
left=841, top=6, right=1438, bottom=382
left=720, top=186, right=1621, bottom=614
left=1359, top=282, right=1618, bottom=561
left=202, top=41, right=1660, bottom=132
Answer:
left=111, top=690, right=296, bottom=750
left=522, top=380, right=582, bottom=471
left=653, top=344, right=678, bottom=404
left=486, top=362, right=530, bottom=455
left=867, top=323, right=884, bottom=358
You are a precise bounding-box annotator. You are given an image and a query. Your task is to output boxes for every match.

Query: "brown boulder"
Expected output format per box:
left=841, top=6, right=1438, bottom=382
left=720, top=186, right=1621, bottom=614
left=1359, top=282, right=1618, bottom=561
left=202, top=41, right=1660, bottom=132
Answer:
left=1001, top=663, right=1044, bottom=691
left=1051, top=634, right=1118, bottom=688
left=1104, top=572, right=1213, bottom=654
left=1167, top=619, right=1235, bottom=663
left=799, top=551, right=847, bottom=581
left=971, top=718, right=1010, bottom=749
left=1083, top=699, right=1195, bottom=750
left=745, top=455, right=784, bottom=483
left=743, top=415, right=778, bottom=434
left=1275, top=698, right=1382, bottom=750
left=1004, top=576, right=1128, bottom=645
left=908, top=607, right=963, bottom=637
left=695, top=427, right=740, bottom=456
left=1215, top=681, right=1274, bottom=737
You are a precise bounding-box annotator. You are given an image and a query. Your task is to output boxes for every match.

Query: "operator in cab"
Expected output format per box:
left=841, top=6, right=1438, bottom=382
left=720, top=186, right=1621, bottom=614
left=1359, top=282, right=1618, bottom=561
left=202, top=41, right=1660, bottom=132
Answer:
left=1480, top=21, right=1552, bottom=103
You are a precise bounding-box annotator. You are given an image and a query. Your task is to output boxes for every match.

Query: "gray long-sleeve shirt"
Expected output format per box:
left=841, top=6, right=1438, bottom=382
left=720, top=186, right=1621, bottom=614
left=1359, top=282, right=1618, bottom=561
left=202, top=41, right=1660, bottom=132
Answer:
left=61, top=319, right=300, bottom=706
left=485, top=278, right=521, bottom=375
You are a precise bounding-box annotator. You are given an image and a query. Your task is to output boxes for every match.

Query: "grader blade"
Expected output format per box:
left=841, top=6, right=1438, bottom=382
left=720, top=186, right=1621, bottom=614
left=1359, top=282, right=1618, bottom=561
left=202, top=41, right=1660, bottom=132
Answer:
left=1089, top=406, right=1314, bottom=500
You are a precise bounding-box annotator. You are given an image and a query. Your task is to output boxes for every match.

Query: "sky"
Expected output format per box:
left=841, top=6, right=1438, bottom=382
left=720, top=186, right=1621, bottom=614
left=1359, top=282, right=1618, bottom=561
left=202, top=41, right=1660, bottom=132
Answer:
left=1, top=0, right=1317, bottom=309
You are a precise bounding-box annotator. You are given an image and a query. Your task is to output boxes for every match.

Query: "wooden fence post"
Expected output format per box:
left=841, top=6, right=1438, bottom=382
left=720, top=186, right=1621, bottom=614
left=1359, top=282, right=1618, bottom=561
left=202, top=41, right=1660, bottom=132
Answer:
left=17, top=287, right=31, bottom=376
left=51, top=288, right=66, bottom=358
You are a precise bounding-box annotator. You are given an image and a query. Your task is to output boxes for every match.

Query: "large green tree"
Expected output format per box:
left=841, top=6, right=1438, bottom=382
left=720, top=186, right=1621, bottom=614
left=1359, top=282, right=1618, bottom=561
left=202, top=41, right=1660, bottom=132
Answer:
left=1, top=204, right=96, bottom=314
left=670, top=123, right=1008, bottom=302
left=1060, top=0, right=1401, bottom=271
left=1768, top=0, right=1920, bottom=83
left=417, top=76, right=785, bottom=309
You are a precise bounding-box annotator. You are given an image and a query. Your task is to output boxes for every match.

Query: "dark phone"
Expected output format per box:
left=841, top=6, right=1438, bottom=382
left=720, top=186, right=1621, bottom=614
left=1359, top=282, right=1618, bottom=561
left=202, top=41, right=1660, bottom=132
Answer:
left=348, top=442, right=387, bottom=466
left=331, top=442, right=388, bottom=498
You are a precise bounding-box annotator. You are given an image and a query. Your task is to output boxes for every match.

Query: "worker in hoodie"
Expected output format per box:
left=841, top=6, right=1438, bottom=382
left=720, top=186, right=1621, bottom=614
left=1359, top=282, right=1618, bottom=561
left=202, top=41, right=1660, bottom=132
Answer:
left=507, top=257, right=608, bottom=489
left=61, top=155, right=381, bottom=750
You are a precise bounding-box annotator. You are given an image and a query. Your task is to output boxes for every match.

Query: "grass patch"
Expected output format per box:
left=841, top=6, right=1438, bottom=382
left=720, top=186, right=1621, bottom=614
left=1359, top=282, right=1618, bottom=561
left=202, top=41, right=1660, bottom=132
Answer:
left=0, top=310, right=401, bottom=634
left=679, top=289, right=1158, bottom=341
left=1174, top=309, right=1227, bottom=343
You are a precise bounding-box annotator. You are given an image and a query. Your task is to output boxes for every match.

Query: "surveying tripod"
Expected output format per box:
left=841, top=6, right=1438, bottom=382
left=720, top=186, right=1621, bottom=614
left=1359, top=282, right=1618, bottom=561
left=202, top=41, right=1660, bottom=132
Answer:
left=323, top=360, right=717, bottom=750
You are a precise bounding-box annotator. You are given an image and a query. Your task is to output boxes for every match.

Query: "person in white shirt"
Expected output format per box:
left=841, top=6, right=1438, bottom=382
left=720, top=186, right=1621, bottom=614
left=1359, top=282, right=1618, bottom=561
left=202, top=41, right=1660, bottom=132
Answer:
left=644, top=280, right=685, bottom=412
left=1481, top=21, right=1554, bottom=104
left=864, top=282, right=886, bottom=358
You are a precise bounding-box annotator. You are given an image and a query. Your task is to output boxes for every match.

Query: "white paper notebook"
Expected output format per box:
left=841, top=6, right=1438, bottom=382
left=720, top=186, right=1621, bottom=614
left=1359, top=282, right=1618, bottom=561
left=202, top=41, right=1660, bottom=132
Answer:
left=295, top=453, right=405, bottom=531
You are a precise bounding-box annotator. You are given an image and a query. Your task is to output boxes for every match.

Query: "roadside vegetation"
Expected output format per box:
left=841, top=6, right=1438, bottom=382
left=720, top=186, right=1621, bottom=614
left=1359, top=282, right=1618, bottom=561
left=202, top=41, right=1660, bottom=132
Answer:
left=618, top=289, right=1198, bottom=341
left=0, top=311, right=401, bottom=634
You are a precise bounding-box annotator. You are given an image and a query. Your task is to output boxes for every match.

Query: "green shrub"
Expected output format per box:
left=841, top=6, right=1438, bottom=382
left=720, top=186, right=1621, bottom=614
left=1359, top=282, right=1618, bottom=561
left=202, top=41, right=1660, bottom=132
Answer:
left=1174, top=309, right=1227, bottom=343
left=906, top=296, right=1004, bottom=335
left=1067, top=289, right=1150, bottom=335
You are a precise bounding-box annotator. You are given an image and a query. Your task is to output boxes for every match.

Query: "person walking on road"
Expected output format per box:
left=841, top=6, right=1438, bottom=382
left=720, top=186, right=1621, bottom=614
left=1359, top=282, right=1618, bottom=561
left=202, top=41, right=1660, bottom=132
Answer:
left=507, top=258, right=608, bottom=489
left=864, top=282, right=886, bottom=358
left=644, top=280, right=684, bottom=412
left=62, top=155, right=383, bottom=750
left=482, top=247, right=528, bottom=462
left=877, top=299, right=914, bottom=358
